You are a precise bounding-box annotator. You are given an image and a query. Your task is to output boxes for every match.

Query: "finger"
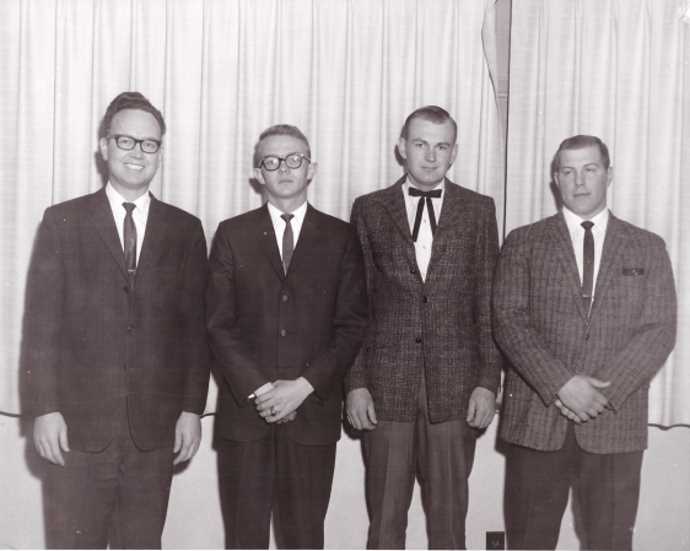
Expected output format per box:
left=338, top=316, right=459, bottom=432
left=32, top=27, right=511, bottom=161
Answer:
left=48, top=438, right=65, bottom=466
left=349, top=411, right=363, bottom=430
left=58, top=427, right=70, bottom=453
left=367, top=403, right=378, bottom=426
left=255, top=391, right=275, bottom=405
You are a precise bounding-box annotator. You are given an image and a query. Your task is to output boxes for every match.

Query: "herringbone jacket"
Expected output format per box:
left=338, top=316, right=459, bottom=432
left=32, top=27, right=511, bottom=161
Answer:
left=493, top=212, right=677, bottom=453
left=346, top=177, right=503, bottom=423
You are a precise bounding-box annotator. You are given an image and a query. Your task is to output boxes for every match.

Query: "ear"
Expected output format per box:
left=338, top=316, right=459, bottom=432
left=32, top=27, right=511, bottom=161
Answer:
left=606, top=165, right=614, bottom=187
left=253, top=167, right=265, bottom=186
left=397, top=137, right=408, bottom=160
left=448, top=143, right=459, bottom=166
left=307, top=161, right=318, bottom=182
left=99, top=137, right=109, bottom=161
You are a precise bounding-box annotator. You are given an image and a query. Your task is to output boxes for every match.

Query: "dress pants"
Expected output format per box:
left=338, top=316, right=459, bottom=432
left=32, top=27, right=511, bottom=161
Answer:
left=43, top=399, right=174, bottom=549
left=216, top=427, right=336, bottom=549
left=505, top=423, right=643, bottom=550
left=362, top=372, right=477, bottom=549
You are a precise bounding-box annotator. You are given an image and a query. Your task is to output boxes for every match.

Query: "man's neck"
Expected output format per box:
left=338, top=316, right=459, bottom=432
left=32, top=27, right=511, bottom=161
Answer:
left=109, top=182, right=150, bottom=202
left=267, top=195, right=307, bottom=214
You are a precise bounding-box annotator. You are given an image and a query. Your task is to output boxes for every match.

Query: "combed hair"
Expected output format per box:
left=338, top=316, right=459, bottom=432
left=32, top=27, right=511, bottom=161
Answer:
left=400, top=105, right=457, bottom=144
left=99, top=91, right=166, bottom=139
left=552, top=135, right=611, bottom=175
left=253, top=124, right=311, bottom=168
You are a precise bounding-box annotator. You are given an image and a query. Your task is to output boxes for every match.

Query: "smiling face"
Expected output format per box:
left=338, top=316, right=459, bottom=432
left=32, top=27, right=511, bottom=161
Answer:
left=253, top=134, right=316, bottom=212
left=555, top=145, right=612, bottom=219
left=398, top=117, right=458, bottom=190
left=99, top=108, right=162, bottom=200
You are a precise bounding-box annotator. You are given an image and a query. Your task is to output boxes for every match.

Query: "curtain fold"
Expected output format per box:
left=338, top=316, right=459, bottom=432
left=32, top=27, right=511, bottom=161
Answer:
left=508, top=0, right=690, bottom=425
left=0, top=0, right=501, bottom=415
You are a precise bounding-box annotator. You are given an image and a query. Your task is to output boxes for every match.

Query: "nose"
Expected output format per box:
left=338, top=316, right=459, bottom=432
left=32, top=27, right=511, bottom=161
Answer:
left=576, top=170, right=587, bottom=186
left=425, top=147, right=436, bottom=162
left=278, top=158, right=289, bottom=172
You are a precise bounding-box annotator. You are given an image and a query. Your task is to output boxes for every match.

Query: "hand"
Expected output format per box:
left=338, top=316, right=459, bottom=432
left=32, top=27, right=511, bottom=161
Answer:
left=554, top=398, right=582, bottom=423
left=346, top=388, right=377, bottom=430
left=466, top=387, right=496, bottom=429
left=557, top=375, right=610, bottom=423
left=173, top=411, right=202, bottom=465
left=33, top=412, right=69, bottom=466
left=255, top=378, right=313, bottom=423
left=276, top=411, right=297, bottom=424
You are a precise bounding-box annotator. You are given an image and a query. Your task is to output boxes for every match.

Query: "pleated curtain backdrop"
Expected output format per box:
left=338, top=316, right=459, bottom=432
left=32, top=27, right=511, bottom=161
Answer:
left=0, top=0, right=502, bottom=415
left=507, top=0, right=690, bottom=425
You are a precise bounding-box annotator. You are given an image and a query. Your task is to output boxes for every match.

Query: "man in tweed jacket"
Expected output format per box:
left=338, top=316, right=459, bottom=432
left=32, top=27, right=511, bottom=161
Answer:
left=493, top=135, right=677, bottom=550
left=346, top=106, right=502, bottom=549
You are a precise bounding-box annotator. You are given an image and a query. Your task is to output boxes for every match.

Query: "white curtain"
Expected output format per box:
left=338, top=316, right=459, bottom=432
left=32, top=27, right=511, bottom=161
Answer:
left=0, top=0, right=502, bottom=415
left=507, top=0, right=690, bottom=425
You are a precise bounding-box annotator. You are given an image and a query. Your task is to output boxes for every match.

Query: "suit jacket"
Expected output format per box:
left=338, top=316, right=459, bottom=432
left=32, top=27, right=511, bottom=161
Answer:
left=23, top=188, right=210, bottom=452
left=346, top=177, right=503, bottom=423
left=207, top=204, right=367, bottom=445
left=493, top=212, right=677, bottom=453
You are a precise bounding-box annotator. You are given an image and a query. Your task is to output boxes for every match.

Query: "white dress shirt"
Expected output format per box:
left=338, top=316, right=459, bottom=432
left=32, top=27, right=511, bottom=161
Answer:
left=105, top=183, right=150, bottom=265
left=402, top=179, right=445, bottom=281
left=267, top=200, right=308, bottom=258
left=562, top=206, right=609, bottom=298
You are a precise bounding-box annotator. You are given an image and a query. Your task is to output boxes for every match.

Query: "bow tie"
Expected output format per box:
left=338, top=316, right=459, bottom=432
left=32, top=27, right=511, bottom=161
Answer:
left=408, top=187, right=441, bottom=241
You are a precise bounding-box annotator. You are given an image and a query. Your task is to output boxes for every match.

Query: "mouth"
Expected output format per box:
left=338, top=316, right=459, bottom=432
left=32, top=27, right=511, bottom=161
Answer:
left=124, top=162, right=145, bottom=171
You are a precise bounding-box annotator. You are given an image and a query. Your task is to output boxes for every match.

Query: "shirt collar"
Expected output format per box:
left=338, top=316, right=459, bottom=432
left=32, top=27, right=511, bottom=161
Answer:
left=105, top=182, right=151, bottom=215
left=267, top=200, right=308, bottom=225
left=402, top=178, right=445, bottom=198
left=562, top=206, right=609, bottom=234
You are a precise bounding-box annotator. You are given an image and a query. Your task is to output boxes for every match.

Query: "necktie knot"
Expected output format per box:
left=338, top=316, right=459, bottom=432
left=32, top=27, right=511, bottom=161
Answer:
left=281, top=213, right=294, bottom=224
left=581, top=220, right=594, bottom=231
left=123, top=202, right=136, bottom=214
left=408, top=187, right=442, bottom=199
left=408, top=187, right=441, bottom=241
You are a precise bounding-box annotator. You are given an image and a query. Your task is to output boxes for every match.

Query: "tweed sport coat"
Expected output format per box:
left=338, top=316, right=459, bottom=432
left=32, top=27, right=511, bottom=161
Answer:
left=207, top=204, right=367, bottom=445
left=346, top=177, right=503, bottom=423
left=23, top=188, right=210, bottom=452
left=493, top=212, right=677, bottom=454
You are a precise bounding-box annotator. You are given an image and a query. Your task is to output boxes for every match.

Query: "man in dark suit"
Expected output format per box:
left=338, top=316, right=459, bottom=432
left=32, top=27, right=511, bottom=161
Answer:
left=207, top=124, right=367, bottom=549
left=345, top=105, right=502, bottom=549
left=493, top=135, right=677, bottom=550
left=23, top=91, right=210, bottom=548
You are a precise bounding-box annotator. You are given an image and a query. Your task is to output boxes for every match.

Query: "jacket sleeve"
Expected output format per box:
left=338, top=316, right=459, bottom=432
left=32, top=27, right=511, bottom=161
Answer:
left=22, top=208, right=64, bottom=417
left=206, top=224, right=271, bottom=406
left=474, top=197, right=504, bottom=393
left=178, top=219, right=211, bottom=414
left=597, top=236, right=677, bottom=410
left=492, top=227, right=575, bottom=405
left=301, top=225, right=368, bottom=400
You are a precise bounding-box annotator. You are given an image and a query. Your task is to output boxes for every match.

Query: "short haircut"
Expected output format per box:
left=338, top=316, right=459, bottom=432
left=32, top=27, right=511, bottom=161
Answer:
left=253, top=124, right=311, bottom=168
left=400, top=105, right=458, bottom=144
left=99, top=91, right=166, bottom=139
left=552, top=134, right=611, bottom=175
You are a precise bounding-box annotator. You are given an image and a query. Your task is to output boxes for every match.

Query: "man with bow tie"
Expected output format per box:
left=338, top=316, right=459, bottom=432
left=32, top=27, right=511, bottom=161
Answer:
left=345, top=105, right=503, bottom=549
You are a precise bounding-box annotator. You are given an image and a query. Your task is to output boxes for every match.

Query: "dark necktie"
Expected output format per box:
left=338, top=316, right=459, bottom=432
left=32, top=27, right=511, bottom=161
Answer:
left=581, top=220, right=594, bottom=311
left=408, top=187, right=441, bottom=242
left=281, top=213, right=294, bottom=274
left=123, top=202, right=137, bottom=281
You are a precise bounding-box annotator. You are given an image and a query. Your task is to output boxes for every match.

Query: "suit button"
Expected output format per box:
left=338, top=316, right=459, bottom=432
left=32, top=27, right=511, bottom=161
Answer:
left=585, top=333, right=590, bottom=341
left=422, top=295, right=428, bottom=303
left=415, top=336, right=422, bottom=344
left=122, top=285, right=130, bottom=294
left=280, top=329, right=287, bottom=337
left=282, top=294, right=289, bottom=302
left=127, top=324, right=135, bottom=333
left=409, top=268, right=416, bottom=275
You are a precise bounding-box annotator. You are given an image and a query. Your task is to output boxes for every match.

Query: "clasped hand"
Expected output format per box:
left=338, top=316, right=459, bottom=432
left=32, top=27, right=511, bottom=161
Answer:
left=255, top=378, right=313, bottom=424
left=556, top=375, right=611, bottom=423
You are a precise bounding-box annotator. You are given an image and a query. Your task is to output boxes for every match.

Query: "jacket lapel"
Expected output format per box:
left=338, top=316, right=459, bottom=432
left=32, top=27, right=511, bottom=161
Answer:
left=136, top=194, right=168, bottom=274
left=548, top=213, right=590, bottom=321
left=258, top=204, right=285, bottom=280
left=375, top=176, right=418, bottom=271
left=589, top=214, right=627, bottom=318
left=287, top=204, right=319, bottom=277
left=426, top=179, right=464, bottom=273
left=88, top=188, right=129, bottom=281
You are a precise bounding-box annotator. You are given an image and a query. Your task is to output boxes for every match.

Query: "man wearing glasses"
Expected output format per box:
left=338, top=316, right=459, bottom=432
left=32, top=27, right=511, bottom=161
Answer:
left=207, top=124, right=367, bottom=548
left=24, top=91, right=209, bottom=548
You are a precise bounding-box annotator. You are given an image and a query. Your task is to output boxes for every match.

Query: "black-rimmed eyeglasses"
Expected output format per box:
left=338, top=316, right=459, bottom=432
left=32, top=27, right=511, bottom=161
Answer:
left=109, top=134, right=162, bottom=154
left=259, top=153, right=311, bottom=171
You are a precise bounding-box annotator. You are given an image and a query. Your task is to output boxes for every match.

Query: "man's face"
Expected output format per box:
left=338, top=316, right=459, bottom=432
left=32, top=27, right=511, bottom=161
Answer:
left=398, top=117, right=458, bottom=190
left=254, top=134, right=315, bottom=207
left=555, top=145, right=612, bottom=219
left=99, top=108, right=162, bottom=198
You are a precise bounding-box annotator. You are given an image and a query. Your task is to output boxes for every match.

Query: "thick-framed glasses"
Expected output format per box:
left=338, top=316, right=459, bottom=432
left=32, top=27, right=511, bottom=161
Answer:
left=109, top=134, right=162, bottom=154
left=259, top=153, right=311, bottom=171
